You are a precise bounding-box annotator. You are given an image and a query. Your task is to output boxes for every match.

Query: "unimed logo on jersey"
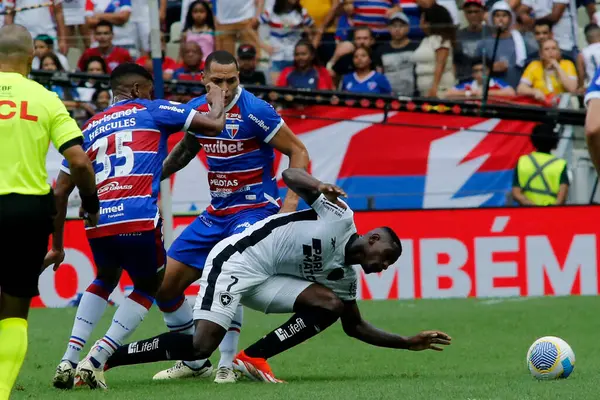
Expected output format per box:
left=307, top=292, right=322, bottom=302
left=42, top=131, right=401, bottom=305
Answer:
left=302, top=239, right=323, bottom=281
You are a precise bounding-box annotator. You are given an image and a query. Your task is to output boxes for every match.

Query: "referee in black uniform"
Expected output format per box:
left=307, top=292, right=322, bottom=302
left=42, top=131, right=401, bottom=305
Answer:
left=0, top=24, right=99, bottom=399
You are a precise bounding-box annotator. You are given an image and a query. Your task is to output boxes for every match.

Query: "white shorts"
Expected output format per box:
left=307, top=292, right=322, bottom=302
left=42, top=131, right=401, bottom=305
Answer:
left=131, top=20, right=150, bottom=53
left=193, top=249, right=312, bottom=330
left=62, top=2, right=85, bottom=26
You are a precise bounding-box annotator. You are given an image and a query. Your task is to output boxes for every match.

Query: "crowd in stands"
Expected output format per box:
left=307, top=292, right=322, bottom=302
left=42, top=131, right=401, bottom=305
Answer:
left=2, top=0, right=599, bottom=120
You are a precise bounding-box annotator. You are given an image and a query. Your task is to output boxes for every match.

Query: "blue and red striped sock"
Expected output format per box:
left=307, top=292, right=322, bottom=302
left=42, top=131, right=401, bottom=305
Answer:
left=62, top=279, right=114, bottom=366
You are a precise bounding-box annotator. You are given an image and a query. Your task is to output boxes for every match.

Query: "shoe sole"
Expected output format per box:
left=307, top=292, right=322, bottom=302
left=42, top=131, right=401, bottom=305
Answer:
left=233, top=360, right=282, bottom=383
left=52, top=372, right=74, bottom=390
left=214, top=371, right=237, bottom=384
left=153, top=366, right=214, bottom=381
left=78, top=368, right=106, bottom=390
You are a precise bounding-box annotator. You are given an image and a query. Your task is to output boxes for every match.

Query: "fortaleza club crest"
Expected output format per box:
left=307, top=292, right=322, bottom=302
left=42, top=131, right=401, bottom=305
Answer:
left=219, top=292, right=233, bottom=307
left=226, top=123, right=239, bottom=139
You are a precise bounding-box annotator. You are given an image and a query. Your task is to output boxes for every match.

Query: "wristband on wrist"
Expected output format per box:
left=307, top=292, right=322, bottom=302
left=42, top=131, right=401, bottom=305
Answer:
left=81, top=193, right=100, bottom=214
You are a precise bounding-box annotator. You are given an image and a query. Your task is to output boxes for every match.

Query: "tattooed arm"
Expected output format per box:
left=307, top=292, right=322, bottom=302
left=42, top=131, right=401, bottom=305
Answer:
left=161, top=132, right=202, bottom=181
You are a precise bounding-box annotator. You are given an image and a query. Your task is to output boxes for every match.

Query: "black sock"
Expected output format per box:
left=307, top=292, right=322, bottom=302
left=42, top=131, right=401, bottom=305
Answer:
left=106, top=332, right=194, bottom=370
left=244, top=308, right=339, bottom=360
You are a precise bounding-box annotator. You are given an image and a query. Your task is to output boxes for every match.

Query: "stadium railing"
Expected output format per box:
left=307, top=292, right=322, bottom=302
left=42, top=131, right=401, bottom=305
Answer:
left=29, top=70, right=586, bottom=126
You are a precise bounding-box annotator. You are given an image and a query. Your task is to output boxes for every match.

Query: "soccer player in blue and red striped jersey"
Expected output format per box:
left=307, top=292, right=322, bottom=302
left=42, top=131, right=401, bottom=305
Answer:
left=145, top=50, right=310, bottom=384
left=47, top=63, right=226, bottom=390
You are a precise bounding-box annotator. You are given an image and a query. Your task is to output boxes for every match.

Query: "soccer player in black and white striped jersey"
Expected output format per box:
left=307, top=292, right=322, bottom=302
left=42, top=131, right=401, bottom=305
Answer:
left=102, top=169, right=451, bottom=383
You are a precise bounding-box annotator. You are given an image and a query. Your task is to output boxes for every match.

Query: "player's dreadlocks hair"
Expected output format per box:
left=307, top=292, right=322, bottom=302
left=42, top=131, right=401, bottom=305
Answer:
left=110, top=62, right=154, bottom=91
left=382, top=226, right=402, bottom=256
left=204, top=50, right=239, bottom=72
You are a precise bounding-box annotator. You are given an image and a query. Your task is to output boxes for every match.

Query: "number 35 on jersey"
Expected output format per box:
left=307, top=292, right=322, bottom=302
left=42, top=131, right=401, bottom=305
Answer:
left=87, top=129, right=162, bottom=185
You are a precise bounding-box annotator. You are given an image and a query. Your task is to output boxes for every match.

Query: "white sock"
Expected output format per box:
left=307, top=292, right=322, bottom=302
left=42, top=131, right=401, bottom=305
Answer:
left=89, top=290, right=153, bottom=367
left=218, top=304, right=243, bottom=369
left=159, top=296, right=208, bottom=370
left=62, top=280, right=111, bottom=366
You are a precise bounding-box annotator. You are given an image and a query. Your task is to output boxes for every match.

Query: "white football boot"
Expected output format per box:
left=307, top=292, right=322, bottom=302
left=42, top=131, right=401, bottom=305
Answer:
left=152, top=360, right=213, bottom=380
left=214, top=366, right=237, bottom=383
left=76, top=356, right=108, bottom=390
left=52, top=360, right=75, bottom=389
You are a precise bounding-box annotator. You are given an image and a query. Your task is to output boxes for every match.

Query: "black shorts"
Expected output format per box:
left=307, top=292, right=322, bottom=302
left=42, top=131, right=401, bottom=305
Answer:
left=0, top=192, right=55, bottom=298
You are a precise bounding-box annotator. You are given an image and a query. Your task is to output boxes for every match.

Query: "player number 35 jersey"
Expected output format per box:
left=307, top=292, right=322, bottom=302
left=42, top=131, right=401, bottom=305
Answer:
left=61, top=99, right=198, bottom=238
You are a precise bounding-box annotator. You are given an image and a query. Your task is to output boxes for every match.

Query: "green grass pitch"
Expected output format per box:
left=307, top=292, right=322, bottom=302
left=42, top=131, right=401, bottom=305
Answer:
left=13, top=296, right=600, bottom=400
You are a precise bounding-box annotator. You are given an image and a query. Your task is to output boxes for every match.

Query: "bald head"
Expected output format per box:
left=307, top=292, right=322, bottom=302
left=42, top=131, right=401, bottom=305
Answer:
left=0, top=25, right=33, bottom=59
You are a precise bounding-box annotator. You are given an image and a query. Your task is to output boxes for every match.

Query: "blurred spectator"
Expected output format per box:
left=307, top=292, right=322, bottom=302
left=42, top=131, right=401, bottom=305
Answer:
left=32, top=34, right=70, bottom=71
left=237, top=44, right=267, bottom=85
left=85, top=0, right=135, bottom=56
left=173, top=42, right=205, bottom=79
left=334, top=0, right=355, bottom=43
left=261, top=0, right=315, bottom=83
left=40, top=53, right=80, bottom=102
left=128, top=0, right=151, bottom=57
left=512, top=123, right=569, bottom=206
left=63, top=0, right=91, bottom=49
left=213, top=0, right=263, bottom=55
left=341, top=46, right=392, bottom=94
left=303, top=0, right=340, bottom=63
left=415, top=0, right=461, bottom=27
left=413, top=4, right=456, bottom=97
left=446, top=60, right=516, bottom=98
left=518, top=38, right=577, bottom=100
left=352, top=0, right=401, bottom=42
left=79, top=88, right=113, bottom=122
left=331, top=26, right=375, bottom=81
left=78, top=56, right=109, bottom=101
left=577, top=23, right=600, bottom=92
left=578, top=0, right=596, bottom=23
left=374, top=12, right=418, bottom=96
left=455, top=0, right=491, bottom=82
left=277, top=40, right=333, bottom=90
left=6, top=0, right=69, bottom=54
left=0, top=0, right=13, bottom=29
left=181, top=0, right=215, bottom=62
left=93, top=88, right=112, bottom=111
left=135, top=33, right=180, bottom=80
left=172, top=42, right=204, bottom=101
left=518, top=0, right=579, bottom=61
left=525, top=18, right=554, bottom=63
left=476, top=1, right=530, bottom=89
left=78, top=21, right=133, bottom=72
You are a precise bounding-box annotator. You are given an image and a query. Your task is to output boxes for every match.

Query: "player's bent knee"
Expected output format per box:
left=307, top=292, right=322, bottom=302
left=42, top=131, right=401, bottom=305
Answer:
left=321, top=294, right=344, bottom=317
left=296, top=285, right=344, bottom=317
left=191, top=320, right=226, bottom=360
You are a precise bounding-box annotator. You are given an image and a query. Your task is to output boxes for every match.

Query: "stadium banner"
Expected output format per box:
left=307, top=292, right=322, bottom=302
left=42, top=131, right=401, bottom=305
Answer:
left=34, top=205, right=598, bottom=307
left=45, top=106, right=535, bottom=215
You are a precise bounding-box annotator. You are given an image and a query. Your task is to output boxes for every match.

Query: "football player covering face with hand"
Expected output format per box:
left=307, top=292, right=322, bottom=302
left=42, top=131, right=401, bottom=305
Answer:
left=102, top=169, right=451, bottom=384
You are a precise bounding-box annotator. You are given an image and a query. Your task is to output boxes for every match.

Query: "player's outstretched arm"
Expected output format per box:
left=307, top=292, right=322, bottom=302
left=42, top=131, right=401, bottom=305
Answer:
left=340, top=300, right=452, bottom=351
left=282, top=168, right=347, bottom=207
left=43, top=171, right=76, bottom=271
left=269, top=125, right=310, bottom=213
left=161, top=132, right=202, bottom=180
left=188, top=82, right=226, bottom=136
